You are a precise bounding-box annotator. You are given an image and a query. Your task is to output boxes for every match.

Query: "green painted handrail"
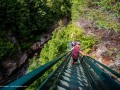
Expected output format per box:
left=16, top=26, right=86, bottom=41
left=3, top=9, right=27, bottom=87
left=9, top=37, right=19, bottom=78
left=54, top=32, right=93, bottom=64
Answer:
left=37, top=54, right=71, bottom=90
left=83, top=56, right=120, bottom=90
left=0, top=52, right=69, bottom=90
left=68, top=41, right=73, bottom=49
left=2, top=41, right=119, bottom=90
left=87, top=56, right=120, bottom=78
left=37, top=41, right=72, bottom=90
left=80, top=57, right=98, bottom=90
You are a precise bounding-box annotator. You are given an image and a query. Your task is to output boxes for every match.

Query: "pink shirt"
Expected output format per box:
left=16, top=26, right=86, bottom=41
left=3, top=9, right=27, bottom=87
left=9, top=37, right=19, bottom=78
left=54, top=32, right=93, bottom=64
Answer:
left=72, top=45, right=80, bottom=59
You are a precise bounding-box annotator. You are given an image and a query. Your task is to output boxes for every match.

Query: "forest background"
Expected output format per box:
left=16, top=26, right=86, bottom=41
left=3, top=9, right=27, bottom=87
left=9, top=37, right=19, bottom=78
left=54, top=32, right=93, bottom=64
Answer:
left=0, top=0, right=120, bottom=89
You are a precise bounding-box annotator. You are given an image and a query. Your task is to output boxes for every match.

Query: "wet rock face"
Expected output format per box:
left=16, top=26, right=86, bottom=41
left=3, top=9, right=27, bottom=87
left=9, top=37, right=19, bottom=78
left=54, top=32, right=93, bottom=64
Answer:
left=111, top=34, right=120, bottom=41
left=19, top=53, right=28, bottom=67
left=0, top=53, right=28, bottom=78
left=1, top=61, right=17, bottom=76
left=0, top=32, right=52, bottom=85
left=96, top=44, right=108, bottom=58
left=90, top=43, right=112, bottom=66
left=0, top=17, right=70, bottom=85
left=91, top=41, right=120, bottom=72
left=76, top=18, right=120, bottom=72
left=91, top=34, right=120, bottom=66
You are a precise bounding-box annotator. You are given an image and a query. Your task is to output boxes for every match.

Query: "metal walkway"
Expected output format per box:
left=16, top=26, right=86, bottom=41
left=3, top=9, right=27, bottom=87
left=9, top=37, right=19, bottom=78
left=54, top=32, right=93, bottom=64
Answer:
left=0, top=42, right=120, bottom=90
left=56, top=57, right=89, bottom=90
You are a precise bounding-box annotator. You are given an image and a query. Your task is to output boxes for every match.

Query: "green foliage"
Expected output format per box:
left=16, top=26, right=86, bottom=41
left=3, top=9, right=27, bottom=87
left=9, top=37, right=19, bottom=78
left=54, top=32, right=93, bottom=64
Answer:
left=116, top=54, right=120, bottom=60
left=26, top=0, right=97, bottom=89
left=40, top=22, right=96, bottom=65
left=71, top=0, right=86, bottom=20
left=0, top=38, right=14, bottom=59
left=0, top=0, right=72, bottom=60
left=71, top=0, right=120, bottom=32
left=91, top=0, right=120, bottom=32
left=86, top=9, right=120, bottom=32
left=27, top=57, right=40, bottom=72
left=41, top=23, right=80, bottom=65
left=27, top=22, right=96, bottom=89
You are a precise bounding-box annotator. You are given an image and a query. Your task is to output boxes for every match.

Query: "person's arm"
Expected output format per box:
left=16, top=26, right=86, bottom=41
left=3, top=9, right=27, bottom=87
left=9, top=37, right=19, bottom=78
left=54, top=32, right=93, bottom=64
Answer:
left=70, top=46, right=75, bottom=51
left=79, top=50, right=88, bottom=56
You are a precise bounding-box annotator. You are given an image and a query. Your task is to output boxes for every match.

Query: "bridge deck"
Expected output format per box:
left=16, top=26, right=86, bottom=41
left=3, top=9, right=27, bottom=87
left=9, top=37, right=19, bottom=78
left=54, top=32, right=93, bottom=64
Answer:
left=57, top=57, right=89, bottom=90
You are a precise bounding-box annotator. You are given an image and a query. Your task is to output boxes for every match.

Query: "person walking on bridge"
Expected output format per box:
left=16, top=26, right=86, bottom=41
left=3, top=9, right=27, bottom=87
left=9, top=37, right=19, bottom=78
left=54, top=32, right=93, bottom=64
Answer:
left=71, top=42, right=87, bottom=65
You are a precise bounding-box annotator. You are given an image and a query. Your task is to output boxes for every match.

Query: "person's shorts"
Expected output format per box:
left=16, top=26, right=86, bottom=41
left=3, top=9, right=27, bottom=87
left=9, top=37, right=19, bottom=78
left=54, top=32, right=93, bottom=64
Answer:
left=73, top=57, right=78, bottom=62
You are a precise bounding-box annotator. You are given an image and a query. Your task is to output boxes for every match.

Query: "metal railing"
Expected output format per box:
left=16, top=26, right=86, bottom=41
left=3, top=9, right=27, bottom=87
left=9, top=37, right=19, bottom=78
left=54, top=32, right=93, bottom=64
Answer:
left=0, top=42, right=72, bottom=90
left=1, top=41, right=120, bottom=90
left=81, top=56, right=120, bottom=90
left=0, top=52, right=70, bottom=90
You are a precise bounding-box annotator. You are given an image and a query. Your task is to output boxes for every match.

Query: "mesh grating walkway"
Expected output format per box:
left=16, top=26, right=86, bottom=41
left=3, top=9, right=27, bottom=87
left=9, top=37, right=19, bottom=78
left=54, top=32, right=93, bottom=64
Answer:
left=57, top=57, right=89, bottom=90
